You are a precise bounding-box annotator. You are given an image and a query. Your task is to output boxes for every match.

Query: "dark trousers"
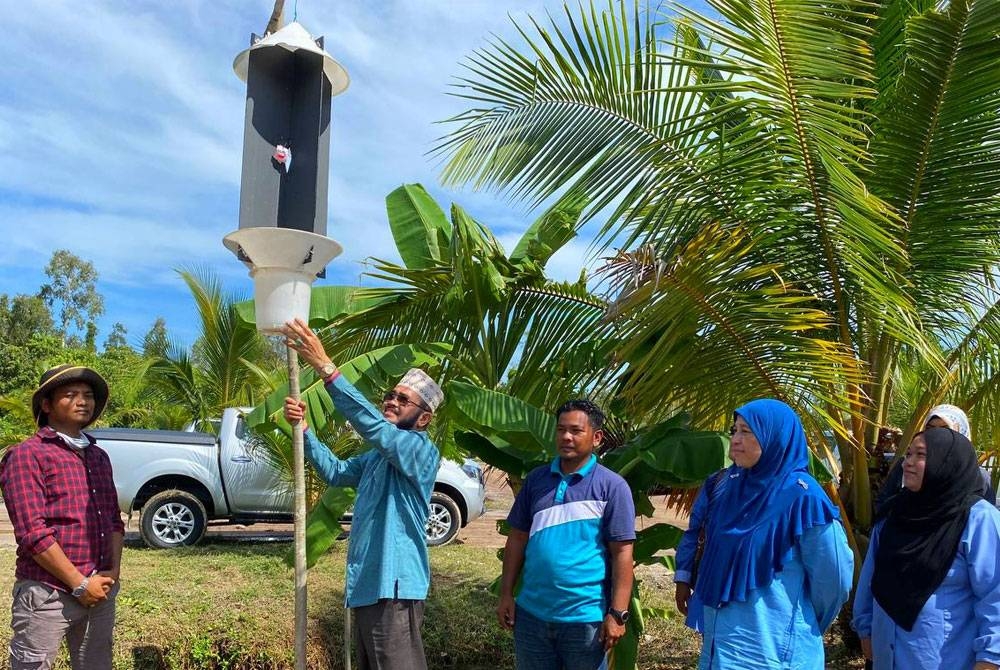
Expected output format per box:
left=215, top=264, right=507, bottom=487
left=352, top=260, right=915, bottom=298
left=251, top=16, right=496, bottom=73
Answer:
left=353, top=599, right=427, bottom=670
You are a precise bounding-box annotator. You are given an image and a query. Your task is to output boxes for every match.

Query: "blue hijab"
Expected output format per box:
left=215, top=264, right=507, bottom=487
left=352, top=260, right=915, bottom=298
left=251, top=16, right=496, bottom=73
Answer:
left=694, top=399, right=840, bottom=608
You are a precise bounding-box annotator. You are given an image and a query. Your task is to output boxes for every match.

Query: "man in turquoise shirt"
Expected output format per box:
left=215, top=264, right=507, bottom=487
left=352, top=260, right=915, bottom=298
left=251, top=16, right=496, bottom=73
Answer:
left=283, top=318, right=442, bottom=670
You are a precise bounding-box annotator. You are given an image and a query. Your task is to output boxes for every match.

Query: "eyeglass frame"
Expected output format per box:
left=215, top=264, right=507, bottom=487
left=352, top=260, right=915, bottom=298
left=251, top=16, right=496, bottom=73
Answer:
left=382, top=390, right=431, bottom=413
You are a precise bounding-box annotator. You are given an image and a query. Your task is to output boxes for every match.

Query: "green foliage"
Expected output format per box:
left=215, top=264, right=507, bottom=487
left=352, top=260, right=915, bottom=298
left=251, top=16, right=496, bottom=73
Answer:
left=296, top=486, right=356, bottom=569
left=146, top=270, right=272, bottom=431
left=0, top=293, right=54, bottom=345
left=94, top=346, right=161, bottom=428
left=245, top=343, right=450, bottom=436
left=385, top=183, right=452, bottom=269
left=446, top=381, right=556, bottom=463
left=103, top=322, right=128, bottom=350
left=0, top=335, right=60, bottom=396
left=38, top=249, right=104, bottom=343
left=142, top=317, right=170, bottom=358
left=434, top=0, right=1000, bottom=535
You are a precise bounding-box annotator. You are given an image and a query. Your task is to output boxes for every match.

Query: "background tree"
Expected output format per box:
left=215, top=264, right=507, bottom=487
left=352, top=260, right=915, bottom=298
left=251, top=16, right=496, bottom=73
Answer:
left=146, top=270, right=273, bottom=431
left=0, top=295, right=59, bottom=398
left=94, top=346, right=161, bottom=428
left=0, top=294, right=55, bottom=346
left=434, top=0, right=1000, bottom=535
left=38, top=250, right=105, bottom=345
left=103, top=322, right=128, bottom=351
left=142, top=317, right=170, bottom=358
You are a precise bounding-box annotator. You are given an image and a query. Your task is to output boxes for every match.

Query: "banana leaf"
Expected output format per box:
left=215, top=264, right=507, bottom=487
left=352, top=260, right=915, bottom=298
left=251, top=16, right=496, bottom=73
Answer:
left=385, top=183, right=453, bottom=269
left=233, top=285, right=390, bottom=329
left=445, top=381, right=556, bottom=456
left=246, top=342, right=451, bottom=434
left=285, top=486, right=356, bottom=569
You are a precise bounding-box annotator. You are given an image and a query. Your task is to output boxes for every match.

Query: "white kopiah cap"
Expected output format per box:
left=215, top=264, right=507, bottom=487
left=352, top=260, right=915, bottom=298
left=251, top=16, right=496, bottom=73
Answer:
left=398, top=368, right=444, bottom=412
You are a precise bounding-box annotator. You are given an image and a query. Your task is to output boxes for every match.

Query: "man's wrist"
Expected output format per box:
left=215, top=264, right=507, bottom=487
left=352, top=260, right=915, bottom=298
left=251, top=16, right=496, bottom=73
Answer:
left=316, top=361, right=338, bottom=380
left=607, top=606, right=630, bottom=625
left=71, top=576, right=90, bottom=598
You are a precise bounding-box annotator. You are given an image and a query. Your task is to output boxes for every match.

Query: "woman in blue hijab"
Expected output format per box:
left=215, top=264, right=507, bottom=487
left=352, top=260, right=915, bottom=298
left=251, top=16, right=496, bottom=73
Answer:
left=691, top=399, right=854, bottom=669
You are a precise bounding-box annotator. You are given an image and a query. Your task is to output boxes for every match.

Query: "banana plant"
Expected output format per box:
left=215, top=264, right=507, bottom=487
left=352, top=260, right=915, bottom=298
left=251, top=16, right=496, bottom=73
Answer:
left=237, top=182, right=608, bottom=565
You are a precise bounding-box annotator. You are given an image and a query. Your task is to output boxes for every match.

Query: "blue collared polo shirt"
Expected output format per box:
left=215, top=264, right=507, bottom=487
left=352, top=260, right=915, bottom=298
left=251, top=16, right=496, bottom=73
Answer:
left=508, top=455, right=636, bottom=623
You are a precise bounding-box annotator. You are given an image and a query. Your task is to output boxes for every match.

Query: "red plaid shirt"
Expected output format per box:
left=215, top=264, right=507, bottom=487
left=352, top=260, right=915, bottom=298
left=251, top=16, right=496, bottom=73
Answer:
left=0, top=427, right=124, bottom=591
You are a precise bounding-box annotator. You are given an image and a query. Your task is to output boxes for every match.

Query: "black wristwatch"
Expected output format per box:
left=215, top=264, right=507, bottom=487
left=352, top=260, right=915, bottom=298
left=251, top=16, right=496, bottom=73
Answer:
left=607, top=606, right=629, bottom=625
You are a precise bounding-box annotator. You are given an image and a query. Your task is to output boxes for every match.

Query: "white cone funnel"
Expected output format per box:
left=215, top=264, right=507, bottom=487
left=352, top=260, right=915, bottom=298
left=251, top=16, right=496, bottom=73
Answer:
left=224, top=228, right=343, bottom=334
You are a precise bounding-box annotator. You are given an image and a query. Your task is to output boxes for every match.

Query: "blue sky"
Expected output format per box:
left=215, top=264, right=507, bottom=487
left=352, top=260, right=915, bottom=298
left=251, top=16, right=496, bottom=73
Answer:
left=0, top=0, right=704, bottom=348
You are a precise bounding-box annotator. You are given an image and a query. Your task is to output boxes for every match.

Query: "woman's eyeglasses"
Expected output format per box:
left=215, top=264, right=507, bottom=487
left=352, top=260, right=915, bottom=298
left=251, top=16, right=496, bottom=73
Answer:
left=383, top=391, right=430, bottom=412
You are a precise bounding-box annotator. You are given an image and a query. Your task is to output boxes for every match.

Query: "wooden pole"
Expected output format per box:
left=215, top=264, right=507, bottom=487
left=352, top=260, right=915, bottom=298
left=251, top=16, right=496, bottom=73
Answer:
left=265, top=0, right=285, bottom=35
left=288, top=346, right=308, bottom=670
left=344, top=606, right=353, bottom=670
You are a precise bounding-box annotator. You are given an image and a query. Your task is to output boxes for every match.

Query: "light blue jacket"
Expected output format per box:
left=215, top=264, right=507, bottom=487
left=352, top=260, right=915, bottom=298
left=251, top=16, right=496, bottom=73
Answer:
left=304, top=375, right=440, bottom=608
left=853, top=499, right=1000, bottom=669
left=697, top=521, right=853, bottom=669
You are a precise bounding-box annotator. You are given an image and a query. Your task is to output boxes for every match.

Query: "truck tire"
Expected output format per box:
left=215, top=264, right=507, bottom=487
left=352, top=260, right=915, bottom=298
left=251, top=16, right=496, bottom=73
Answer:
left=140, top=489, right=207, bottom=549
left=425, top=491, right=461, bottom=547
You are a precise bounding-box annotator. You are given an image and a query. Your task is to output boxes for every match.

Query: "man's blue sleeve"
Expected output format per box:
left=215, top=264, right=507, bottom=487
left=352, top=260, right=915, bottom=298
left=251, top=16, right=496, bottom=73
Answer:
left=674, top=481, right=711, bottom=584
left=326, top=375, right=439, bottom=489
left=603, top=475, right=636, bottom=542
left=304, top=428, right=364, bottom=488
left=801, top=520, right=854, bottom=632
left=507, top=473, right=534, bottom=532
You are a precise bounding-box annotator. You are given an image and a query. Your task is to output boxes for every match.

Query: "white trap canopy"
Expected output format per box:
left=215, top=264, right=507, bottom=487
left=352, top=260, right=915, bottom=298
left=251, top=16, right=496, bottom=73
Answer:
left=233, top=21, right=350, bottom=95
left=224, top=228, right=342, bottom=334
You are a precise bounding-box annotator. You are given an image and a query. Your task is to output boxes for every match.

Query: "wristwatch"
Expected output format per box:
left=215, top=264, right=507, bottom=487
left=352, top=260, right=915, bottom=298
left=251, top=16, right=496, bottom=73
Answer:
left=71, top=577, right=90, bottom=598
left=318, top=362, right=337, bottom=379
left=607, top=606, right=630, bottom=625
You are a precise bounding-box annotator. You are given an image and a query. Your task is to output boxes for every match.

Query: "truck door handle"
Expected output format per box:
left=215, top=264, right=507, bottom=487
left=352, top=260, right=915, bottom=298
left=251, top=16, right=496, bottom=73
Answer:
left=230, top=455, right=252, bottom=463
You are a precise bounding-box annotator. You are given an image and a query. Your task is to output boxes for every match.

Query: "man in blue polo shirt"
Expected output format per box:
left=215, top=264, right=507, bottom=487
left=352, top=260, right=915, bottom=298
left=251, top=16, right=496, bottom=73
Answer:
left=497, top=399, right=635, bottom=670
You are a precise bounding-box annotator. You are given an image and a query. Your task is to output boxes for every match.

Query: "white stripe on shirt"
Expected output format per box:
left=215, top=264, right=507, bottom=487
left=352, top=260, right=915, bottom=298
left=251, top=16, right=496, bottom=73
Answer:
left=529, top=499, right=607, bottom=538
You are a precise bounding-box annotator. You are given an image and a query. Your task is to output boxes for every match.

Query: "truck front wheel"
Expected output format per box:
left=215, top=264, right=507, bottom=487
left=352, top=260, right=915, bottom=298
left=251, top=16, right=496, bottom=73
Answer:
left=425, top=491, right=462, bottom=547
left=139, top=490, right=207, bottom=549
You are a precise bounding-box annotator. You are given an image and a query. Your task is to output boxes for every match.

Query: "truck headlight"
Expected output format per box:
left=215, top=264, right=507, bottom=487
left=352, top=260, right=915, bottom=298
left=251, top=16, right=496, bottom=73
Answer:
left=462, top=462, right=483, bottom=483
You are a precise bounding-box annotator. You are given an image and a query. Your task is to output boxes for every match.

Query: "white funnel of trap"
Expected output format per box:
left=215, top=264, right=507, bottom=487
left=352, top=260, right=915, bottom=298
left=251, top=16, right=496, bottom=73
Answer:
left=224, top=228, right=342, bottom=334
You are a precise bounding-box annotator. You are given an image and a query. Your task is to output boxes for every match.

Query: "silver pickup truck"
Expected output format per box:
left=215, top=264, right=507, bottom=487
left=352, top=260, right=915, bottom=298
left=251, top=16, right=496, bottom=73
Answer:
left=88, top=408, right=486, bottom=549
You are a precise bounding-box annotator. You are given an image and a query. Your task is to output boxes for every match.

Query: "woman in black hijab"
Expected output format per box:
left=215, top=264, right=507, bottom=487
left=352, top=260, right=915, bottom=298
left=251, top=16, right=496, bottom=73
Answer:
left=852, top=428, right=1000, bottom=669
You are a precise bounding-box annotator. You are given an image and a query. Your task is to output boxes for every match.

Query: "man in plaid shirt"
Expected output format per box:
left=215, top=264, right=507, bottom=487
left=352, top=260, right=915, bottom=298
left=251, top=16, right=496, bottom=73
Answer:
left=0, top=364, right=124, bottom=669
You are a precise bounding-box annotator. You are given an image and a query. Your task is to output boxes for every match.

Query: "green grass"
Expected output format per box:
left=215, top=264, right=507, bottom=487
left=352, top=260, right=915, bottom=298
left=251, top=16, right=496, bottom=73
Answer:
left=0, top=543, right=861, bottom=669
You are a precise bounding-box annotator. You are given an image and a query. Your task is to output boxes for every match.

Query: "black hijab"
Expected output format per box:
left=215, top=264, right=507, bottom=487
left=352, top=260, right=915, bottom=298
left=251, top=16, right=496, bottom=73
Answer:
left=872, top=427, right=983, bottom=631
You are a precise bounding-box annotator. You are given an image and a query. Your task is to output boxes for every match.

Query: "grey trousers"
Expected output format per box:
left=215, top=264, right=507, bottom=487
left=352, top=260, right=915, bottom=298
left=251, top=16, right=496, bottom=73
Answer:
left=353, top=599, right=427, bottom=670
left=8, top=579, right=118, bottom=670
